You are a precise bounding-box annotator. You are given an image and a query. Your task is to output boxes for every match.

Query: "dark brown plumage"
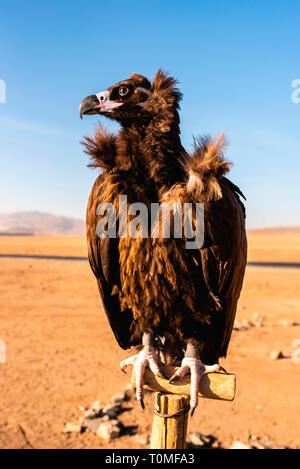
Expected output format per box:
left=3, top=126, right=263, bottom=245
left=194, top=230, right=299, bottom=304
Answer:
left=81, top=69, right=247, bottom=367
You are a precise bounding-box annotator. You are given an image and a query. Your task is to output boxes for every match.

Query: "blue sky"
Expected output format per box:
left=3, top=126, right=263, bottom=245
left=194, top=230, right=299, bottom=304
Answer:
left=0, top=0, right=299, bottom=228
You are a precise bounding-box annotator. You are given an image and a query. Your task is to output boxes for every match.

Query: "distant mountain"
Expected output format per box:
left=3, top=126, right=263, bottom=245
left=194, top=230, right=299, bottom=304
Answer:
left=0, top=212, right=299, bottom=237
left=0, top=211, right=85, bottom=236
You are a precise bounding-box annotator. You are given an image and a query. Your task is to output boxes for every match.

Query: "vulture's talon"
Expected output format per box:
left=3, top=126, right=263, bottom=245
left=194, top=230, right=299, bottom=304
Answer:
left=120, top=346, right=164, bottom=410
left=138, top=398, right=145, bottom=410
left=169, top=373, right=180, bottom=384
left=173, top=358, right=221, bottom=416
left=120, top=355, right=137, bottom=374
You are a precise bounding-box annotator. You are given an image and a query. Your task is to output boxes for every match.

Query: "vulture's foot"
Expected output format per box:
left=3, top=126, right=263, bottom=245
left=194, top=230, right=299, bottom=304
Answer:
left=169, top=358, right=221, bottom=416
left=120, top=337, right=166, bottom=409
left=169, top=341, right=222, bottom=416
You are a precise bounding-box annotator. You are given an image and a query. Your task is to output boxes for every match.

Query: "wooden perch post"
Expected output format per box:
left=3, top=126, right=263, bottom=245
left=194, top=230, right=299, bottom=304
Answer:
left=131, top=363, right=236, bottom=449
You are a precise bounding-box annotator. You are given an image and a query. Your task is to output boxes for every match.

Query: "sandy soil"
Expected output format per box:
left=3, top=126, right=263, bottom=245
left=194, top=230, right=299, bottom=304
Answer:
left=247, top=233, right=300, bottom=263
left=0, top=234, right=299, bottom=449
left=0, top=235, right=88, bottom=258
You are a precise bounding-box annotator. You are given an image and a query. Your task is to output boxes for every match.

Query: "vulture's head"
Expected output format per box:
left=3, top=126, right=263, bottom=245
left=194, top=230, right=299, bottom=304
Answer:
left=79, top=73, right=152, bottom=122
left=79, top=69, right=182, bottom=128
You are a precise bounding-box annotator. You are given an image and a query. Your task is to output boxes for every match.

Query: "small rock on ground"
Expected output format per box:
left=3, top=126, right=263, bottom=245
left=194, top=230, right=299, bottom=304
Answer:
left=85, top=417, right=121, bottom=440
left=278, top=319, right=298, bottom=327
left=91, top=400, right=103, bottom=411
left=252, top=313, right=265, bottom=327
left=270, top=350, right=284, bottom=360
left=123, top=384, right=135, bottom=399
left=96, top=420, right=121, bottom=441
left=187, top=431, right=216, bottom=448
left=83, top=408, right=101, bottom=419
left=110, top=392, right=127, bottom=404
left=231, top=441, right=251, bottom=449
left=62, top=422, right=83, bottom=434
left=132, top=433, right=150, bottom=446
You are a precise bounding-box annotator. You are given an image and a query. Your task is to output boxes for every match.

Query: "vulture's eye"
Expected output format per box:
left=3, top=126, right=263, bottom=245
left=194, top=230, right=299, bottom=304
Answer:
left=119, top=86, right=129, bottom=97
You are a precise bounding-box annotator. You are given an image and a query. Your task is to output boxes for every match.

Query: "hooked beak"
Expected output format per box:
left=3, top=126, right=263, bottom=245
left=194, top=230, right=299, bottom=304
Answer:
left=79, top=91, right=122, bottom=119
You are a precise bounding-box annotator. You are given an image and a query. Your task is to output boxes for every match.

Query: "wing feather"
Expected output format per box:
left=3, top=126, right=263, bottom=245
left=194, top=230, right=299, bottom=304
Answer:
left=200, top=179, right=247, bottom=356
left=86, top=172, right=134, bottom=349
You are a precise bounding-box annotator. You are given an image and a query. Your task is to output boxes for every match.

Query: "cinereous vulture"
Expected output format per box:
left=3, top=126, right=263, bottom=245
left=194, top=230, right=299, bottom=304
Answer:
left=79, top=69, right=247, bottom=415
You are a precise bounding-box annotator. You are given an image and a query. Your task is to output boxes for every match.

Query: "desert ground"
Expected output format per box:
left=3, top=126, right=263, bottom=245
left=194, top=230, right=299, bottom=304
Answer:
left=0, top=231, right=299, bottom=449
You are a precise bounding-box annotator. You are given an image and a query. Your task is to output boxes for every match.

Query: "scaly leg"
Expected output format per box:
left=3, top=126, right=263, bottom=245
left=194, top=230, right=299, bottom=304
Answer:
left=120, top=332, right=166, bottom=409
left=169, top=341, right=221, bottom=416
